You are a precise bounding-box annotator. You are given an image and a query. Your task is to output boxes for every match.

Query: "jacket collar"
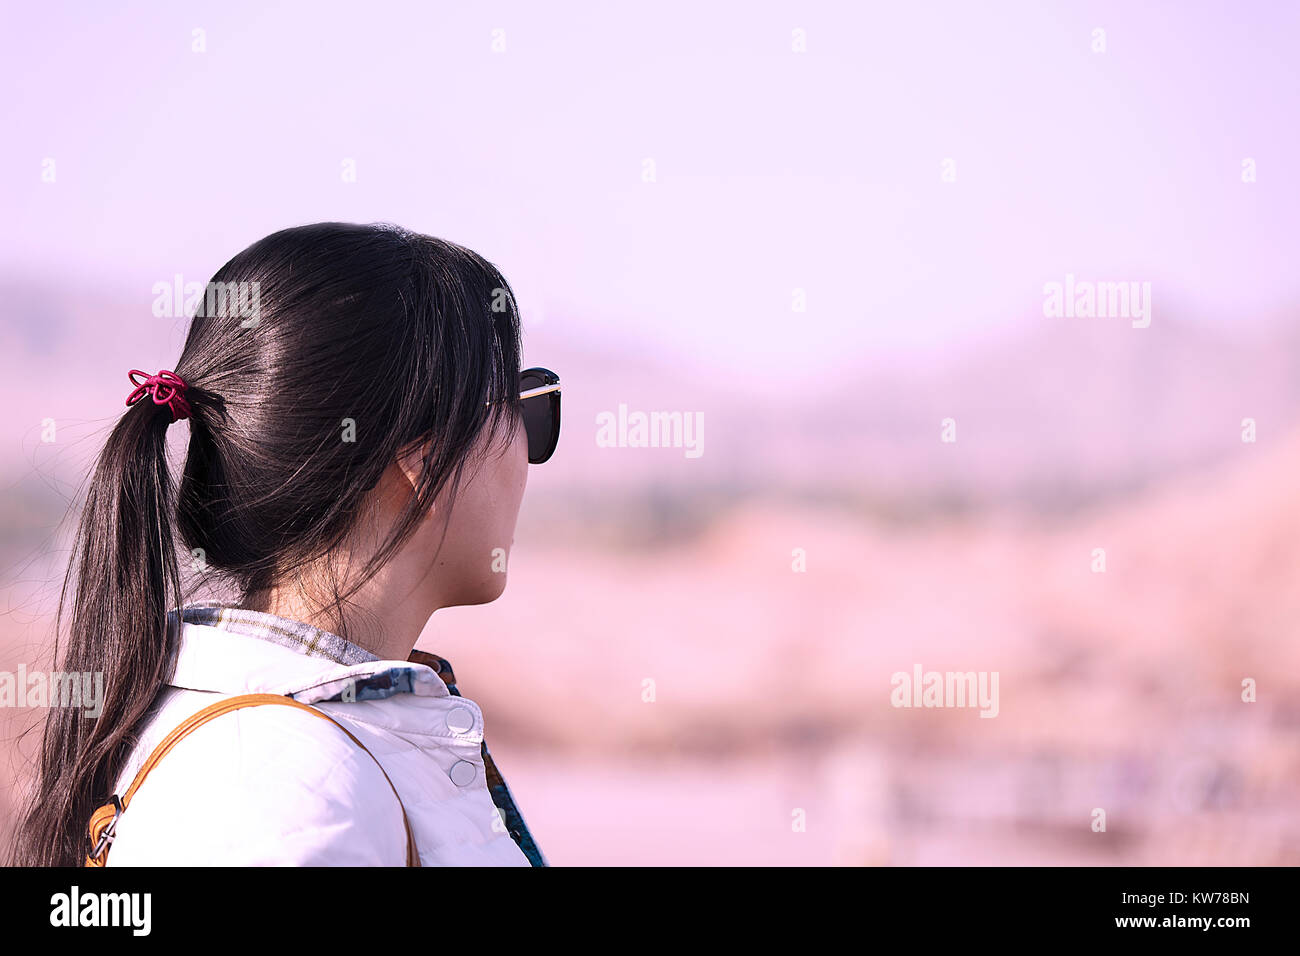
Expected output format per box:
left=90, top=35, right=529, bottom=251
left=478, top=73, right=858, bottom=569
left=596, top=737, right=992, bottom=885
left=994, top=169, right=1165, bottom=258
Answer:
left=165, top=603, right=454, bottom=706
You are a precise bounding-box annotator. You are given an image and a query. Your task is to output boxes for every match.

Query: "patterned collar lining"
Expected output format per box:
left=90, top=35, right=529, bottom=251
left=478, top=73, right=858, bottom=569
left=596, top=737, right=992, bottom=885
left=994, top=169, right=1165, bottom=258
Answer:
left=172, top=603, right=380, bottom=667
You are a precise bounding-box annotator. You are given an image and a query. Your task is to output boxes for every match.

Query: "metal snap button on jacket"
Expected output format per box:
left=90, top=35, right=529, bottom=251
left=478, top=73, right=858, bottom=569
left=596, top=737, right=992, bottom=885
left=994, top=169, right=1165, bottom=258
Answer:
left=449, top=760, right=477, bottom=787
left=445, top=707, right=474, bottom=734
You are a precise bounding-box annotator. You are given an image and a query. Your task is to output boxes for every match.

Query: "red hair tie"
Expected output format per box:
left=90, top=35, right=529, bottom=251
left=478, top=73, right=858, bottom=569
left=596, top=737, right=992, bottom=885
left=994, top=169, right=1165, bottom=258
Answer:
left=125, top=369, right=191, bottom=422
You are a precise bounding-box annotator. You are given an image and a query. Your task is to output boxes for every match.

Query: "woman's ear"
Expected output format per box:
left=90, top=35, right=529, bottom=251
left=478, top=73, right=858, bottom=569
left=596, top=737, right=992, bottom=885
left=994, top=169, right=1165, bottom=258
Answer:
left=395, top=438, right=432, bottom=492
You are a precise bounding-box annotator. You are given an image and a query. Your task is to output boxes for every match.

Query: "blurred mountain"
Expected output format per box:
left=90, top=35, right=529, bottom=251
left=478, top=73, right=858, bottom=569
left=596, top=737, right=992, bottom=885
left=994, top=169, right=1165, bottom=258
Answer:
left=3, top=274, right=1299, bottom=518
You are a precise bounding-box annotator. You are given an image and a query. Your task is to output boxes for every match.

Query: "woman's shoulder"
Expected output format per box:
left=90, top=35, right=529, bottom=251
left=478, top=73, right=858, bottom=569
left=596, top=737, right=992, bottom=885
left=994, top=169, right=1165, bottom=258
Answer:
left=105, top=690, right=410, bottom=865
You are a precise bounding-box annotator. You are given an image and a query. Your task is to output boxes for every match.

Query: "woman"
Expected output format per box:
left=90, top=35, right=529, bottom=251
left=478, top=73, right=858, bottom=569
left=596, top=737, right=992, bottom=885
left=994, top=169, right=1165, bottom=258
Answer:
left=9, top=222, right=559, bottom=866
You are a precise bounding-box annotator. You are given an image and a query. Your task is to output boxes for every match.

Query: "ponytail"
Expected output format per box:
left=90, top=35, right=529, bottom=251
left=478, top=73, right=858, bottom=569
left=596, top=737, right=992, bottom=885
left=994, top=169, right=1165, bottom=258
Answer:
left=9, top=395, right=185, bottom=866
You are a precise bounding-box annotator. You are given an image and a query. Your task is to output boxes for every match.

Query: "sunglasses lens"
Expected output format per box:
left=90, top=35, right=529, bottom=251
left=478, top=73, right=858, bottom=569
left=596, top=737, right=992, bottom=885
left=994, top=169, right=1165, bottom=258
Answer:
left=519, top=370, right=559, bottom=463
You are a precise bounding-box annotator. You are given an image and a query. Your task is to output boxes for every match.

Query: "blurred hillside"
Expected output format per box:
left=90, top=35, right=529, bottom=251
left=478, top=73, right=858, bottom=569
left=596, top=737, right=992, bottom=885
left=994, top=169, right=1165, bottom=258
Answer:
left=431, top=424, right=1300, bottom=864
left=4, top=275, right=1300, bottom=511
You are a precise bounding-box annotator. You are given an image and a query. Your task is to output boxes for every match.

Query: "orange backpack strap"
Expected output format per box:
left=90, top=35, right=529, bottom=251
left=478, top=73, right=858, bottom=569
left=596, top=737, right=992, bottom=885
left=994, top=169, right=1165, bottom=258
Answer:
left=86, top=692, right=420, bottom=867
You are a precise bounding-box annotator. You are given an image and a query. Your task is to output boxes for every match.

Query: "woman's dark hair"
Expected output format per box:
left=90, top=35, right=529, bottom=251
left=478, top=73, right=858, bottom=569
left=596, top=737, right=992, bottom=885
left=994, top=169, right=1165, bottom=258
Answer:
left=8, top=222, right=523, bottom=866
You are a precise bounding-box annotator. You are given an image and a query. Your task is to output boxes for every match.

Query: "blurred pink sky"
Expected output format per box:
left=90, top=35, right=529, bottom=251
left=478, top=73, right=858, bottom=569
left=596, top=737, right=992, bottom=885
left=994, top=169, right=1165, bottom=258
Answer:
left=2, top=0, right=1297, bottom=383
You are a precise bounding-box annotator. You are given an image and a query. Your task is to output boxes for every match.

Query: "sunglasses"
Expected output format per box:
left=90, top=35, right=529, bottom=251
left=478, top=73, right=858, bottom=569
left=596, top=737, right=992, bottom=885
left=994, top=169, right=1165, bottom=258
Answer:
left=487, top=367, right=560, bottom=464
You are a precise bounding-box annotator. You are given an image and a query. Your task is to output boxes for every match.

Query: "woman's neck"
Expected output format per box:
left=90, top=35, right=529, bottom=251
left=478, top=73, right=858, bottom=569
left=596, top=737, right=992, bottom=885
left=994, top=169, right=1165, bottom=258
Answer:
left=240, top=583, right=428, bottom=661
left=240, top=462, right=450, bottom=661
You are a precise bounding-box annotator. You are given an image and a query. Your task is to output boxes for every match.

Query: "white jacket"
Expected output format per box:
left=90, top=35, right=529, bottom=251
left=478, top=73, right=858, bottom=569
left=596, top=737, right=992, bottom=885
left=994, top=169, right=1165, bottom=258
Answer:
left=104, top=605, right=535, bottom=866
